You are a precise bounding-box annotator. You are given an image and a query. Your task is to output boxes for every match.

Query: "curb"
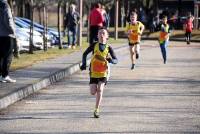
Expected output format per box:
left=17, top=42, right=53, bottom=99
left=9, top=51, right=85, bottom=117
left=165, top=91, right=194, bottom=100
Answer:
left=0, top=62, right=81, bottom=110
left=0, top=45, right=127, bottom=110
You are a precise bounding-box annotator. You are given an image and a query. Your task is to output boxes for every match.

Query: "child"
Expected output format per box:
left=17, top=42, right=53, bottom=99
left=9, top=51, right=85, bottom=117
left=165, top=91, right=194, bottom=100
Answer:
left=126, top=11, right=144, bottom=70
left=184, top=15, right=194, bottom=45
left=80, top=27, right=118, bottom=118
left=159, top=15, right=171, bottom=64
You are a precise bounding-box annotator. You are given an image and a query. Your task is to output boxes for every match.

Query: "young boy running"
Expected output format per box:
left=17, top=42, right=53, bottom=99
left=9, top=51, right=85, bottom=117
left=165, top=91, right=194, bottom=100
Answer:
left=159, top=15, right=171, bottom=64
left=80, top=27, right=118, bottom=118
left=126, top=11, right=144, bottom=70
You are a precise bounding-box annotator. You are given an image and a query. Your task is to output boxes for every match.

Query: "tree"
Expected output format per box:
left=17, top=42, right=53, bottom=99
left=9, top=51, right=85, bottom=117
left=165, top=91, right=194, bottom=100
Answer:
left=29, top=0, right=34, bottom=54
left=57, top=0, right=62, bottom=49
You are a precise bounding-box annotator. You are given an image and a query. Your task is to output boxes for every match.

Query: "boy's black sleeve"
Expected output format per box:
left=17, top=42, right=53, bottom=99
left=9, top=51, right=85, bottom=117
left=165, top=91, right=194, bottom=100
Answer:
left=80, top=45, right=94, bottom=70
left=107, top=46, right=118, bottom=64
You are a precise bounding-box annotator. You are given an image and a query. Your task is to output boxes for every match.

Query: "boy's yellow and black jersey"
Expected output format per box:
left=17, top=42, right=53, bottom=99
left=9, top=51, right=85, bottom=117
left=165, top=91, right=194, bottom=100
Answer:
left=81, top=43, right=118, bottom=78
left=126, top=21, right=144, bottom=44
left=90, top=43, right=109, bottom=78
left=159, top=23, right=170, bottom=44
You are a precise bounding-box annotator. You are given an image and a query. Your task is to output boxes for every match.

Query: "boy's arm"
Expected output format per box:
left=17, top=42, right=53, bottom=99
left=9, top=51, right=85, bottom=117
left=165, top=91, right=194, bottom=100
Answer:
left=80, top=45, right=94, bottom=70
left=139, top=22, right=145, bottom=35
left=168, top=25, right=172, bottom=33
left=107, top=46, right=118, bottom=64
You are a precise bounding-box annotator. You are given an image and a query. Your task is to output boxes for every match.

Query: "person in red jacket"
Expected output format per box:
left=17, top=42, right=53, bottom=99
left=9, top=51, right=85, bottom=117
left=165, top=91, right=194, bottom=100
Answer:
left=89, top=2, right=104, bottom=46
left=184, top=16, right=194, bottom=45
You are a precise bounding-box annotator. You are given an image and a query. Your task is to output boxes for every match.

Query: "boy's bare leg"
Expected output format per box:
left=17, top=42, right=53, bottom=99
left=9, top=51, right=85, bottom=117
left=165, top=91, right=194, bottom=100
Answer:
left=90, top=84, right=97, bottom=95
left=129, top=45, right=135, bottom=64
left=95, top=82, right=105, bottom=109
left=129, top=45, right=136, bottom=69
left=136, top=44, right=140, bottom=59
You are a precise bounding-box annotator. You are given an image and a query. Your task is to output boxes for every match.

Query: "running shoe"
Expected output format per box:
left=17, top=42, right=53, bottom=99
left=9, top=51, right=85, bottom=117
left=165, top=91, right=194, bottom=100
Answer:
left=136, top=53, right=139, bottom=59
left=131, top=64, right=135, bottom=70
left=94, top=108, right=100, bottom=118
left=2, top=76, right=16, bottom=83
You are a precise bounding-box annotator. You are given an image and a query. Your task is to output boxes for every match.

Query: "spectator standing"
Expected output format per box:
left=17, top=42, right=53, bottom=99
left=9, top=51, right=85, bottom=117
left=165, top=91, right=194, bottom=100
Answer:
left=101, top=5, right=109, bottom=28
left=0, top=0, right=16, bottom=83
left=89, top=2, right=104, bottom=46
left=184, top=15, right=194, bottom=45
left=64, top=3, right=80, bottom=49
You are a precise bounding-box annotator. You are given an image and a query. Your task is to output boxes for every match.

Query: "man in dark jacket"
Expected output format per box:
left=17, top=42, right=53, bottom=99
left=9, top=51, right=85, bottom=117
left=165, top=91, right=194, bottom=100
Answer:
left=64, top=3, right=80, bottom=49
left=0, top=0, right=16, bottom=83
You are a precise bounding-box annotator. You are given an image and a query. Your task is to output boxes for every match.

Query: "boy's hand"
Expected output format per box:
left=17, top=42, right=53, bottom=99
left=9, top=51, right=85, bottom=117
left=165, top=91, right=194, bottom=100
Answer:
left=80, top=64, right=86, bottom=70
left=138, top=31, right=143, bottom=35
left=106, top=57, right=112, bottom=63
left=164, top=34, right=169, bottom=40
left=127, top=30, right=132, bottom=35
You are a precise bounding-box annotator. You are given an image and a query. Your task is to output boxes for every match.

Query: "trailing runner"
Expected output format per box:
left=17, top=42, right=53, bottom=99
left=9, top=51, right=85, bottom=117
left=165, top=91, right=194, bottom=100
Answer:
left=126, top=11, right=144, bottom=70
left=158, top=15, right=171, bottom=64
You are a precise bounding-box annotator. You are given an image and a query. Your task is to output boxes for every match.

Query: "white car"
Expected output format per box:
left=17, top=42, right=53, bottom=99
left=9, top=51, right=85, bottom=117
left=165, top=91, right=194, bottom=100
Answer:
left=15, top=28, right=29, bottom=52
left=18, top=27, right=44, bottom=50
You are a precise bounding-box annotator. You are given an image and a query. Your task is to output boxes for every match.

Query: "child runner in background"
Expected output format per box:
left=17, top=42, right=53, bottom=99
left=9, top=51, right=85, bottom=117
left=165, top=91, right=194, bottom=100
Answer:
left=159, top=15, right=171, bottom=64
left=126, top=11, right=144, bottom=70
left=80, top=27, right=118, bottom=118
left=184, top=15, right=194, bottom=45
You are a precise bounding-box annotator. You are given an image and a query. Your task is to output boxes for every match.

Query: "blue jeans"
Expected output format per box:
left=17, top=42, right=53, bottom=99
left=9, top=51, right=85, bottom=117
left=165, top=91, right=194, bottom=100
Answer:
left=160, top=41, right=169, bottom=62
left=68, top=26, right=77, bottom=46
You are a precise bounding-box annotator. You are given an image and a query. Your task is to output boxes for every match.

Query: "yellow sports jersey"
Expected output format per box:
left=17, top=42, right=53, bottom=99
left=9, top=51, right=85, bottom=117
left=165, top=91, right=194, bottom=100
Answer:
left=159, top=24, right=170, bottom=44
left=90, top=43, right=109, bottom=78
left=126, top=21, right=144, bottom=44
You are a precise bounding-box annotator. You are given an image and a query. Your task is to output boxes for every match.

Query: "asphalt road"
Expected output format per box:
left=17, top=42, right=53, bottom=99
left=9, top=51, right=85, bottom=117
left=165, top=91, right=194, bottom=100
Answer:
left=0, top=41, right=200, bottom=134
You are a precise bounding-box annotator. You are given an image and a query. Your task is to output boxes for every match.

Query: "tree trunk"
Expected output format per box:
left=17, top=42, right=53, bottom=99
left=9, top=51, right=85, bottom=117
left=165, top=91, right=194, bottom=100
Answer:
left=29, top=0, right=34, bottom=54
left=78, top=0, right=83, bottom=46
left=63, top=2, right=68, bottom=37
left=25, top=1, right=31, bottom=19
left=154, top=0, right=159, bottom=16
left=38, top=7, right=42, bottom=24
left=17, top=0, right=25, bottom=17
left=58, top=1, right=62, bottom=49
left=46, top=8, right=48, bottom=49
left=8, top=0, right=14, bottom=13
left=124, top=0, right=130, bottom=22
left=87, top=2, right=91, bottom=43
left=114, top=0, right=119, bottom=40
left=178, top=0, right=182, bottom=29
left=43, top=5, right=47, bottom=51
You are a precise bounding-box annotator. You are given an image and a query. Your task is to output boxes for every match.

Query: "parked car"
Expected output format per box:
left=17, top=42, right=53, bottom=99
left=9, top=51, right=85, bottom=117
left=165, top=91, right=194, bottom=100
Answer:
left=15, top=17, right=52, bottom=47
left=18, top=17, right=60, bottom=45
left=15, top=27, right=29, bottom=52
left=15, top=25, right=44, bottom=50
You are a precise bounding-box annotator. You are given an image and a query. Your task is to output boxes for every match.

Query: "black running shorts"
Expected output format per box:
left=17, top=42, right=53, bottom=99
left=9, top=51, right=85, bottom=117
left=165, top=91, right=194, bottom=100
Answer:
left=89, top=77, right=107, bottom=84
